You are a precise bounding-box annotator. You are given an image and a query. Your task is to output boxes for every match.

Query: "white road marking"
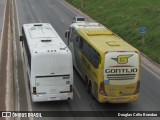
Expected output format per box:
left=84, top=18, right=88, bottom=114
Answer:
left=142, top=64, right=160, bottom=80
left=61, top=18, right=64, bottom=23
left=48, top=4, right=52, bottom=9
left=31, top=4, right=36, bottom=10
left=73, top=85, right=81, bottom=99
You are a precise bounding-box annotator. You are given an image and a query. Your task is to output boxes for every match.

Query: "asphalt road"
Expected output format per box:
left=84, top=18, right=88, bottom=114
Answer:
left=14, top=0, right=160, bottom=120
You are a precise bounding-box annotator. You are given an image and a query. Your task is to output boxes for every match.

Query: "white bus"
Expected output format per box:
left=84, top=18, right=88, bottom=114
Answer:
left=20, top=23, right=73, bottom=102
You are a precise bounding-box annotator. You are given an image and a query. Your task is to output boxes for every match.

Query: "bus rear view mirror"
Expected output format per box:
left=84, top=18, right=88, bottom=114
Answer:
left=20, top=36, right=23, bottom=42
left=65, top=30, right=70, bottom=38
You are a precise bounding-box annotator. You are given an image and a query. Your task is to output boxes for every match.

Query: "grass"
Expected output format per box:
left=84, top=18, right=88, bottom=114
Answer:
left=66, top=0, right=160, bottom=64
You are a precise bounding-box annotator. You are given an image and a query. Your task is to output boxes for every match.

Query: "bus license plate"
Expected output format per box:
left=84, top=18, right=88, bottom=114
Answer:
left=48, top=97, right=56, bottom=100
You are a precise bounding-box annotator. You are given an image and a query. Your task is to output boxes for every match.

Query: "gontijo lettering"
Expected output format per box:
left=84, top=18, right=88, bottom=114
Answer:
left=105, top=68, right=138, bottom=73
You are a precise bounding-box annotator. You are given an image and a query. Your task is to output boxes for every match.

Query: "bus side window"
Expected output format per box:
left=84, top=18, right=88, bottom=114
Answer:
left=91, top=51, right=100, bottom=68
left=79, top=37, right=100, bottom=68
left=79, top=37, right=83, bottom=49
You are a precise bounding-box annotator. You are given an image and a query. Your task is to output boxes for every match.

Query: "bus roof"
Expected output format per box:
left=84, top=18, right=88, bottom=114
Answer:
left=70, top=22, right=138, bottom=53
left=23, top=23, right=69, bottom=54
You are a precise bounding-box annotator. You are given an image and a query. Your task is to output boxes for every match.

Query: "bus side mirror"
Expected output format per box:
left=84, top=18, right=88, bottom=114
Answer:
left=65, top=30, right=70, bottom=38
left=65, top=30, right=70, bottom=46
left=20, top=36, right=22, bottom=41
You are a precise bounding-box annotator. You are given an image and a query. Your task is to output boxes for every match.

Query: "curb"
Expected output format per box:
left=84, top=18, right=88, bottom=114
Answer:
left=141, top=53, right=160, bottom=68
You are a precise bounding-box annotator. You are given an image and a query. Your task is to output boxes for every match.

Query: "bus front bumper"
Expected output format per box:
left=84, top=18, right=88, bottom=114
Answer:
left=31, top=92, right=73, bottom=102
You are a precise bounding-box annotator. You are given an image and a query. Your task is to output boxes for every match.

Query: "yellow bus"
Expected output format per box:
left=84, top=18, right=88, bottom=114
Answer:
left=65, top=22, right=141, bottom=103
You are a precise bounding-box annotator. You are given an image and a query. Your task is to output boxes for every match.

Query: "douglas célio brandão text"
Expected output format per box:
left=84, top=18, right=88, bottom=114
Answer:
left=118, top=112, right=158, bottom=117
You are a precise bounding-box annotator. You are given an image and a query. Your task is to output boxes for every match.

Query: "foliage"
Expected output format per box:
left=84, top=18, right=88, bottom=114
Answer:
left=66, top=0, right=160, bottom=64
